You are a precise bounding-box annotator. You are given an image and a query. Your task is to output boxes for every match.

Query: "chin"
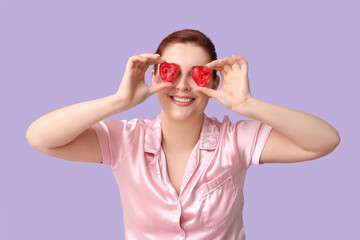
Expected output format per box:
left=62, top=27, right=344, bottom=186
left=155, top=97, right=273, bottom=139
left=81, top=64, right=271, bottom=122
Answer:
left=163, top=108, right=205, bottom=123
left=158, top=95, right=208, bottom=122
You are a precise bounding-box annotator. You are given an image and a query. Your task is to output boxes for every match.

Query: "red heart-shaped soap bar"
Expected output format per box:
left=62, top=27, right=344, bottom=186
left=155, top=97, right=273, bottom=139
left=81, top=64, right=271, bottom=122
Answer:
left=192, top=66, right=212, bottom=87
left=159, top=62, right=180, bottom=82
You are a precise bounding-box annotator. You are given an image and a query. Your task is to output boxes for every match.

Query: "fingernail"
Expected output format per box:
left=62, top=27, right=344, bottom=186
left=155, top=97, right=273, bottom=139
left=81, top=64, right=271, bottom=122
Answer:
left=155, top=53, right=166, bottom=61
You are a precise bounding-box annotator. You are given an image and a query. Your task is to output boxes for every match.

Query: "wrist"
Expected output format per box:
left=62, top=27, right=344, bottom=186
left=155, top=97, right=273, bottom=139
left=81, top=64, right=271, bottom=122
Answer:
left=109, top=93, right=133, bottom=114
left=232, top=96, right=259, bottom=117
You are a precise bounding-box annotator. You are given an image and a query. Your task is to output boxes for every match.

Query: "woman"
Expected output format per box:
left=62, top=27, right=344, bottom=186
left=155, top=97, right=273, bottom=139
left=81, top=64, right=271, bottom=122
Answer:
left=26, top=29, right=340, bottom=239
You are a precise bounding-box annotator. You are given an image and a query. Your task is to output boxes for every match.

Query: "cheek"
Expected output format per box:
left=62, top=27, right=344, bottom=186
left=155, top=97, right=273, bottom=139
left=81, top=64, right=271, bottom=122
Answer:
left=197, top=92, right=211, bottom=102
left=156, top=92, right=167, bottom=105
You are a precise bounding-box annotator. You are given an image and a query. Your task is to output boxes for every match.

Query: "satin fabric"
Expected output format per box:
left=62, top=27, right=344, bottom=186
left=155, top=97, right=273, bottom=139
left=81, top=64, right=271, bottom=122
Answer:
left=92, top=114, right=272, bottom=240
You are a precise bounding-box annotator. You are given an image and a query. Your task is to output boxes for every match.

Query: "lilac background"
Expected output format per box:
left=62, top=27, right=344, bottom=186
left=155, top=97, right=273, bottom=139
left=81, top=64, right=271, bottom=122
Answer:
left=1, top=0, right=359, bottom=239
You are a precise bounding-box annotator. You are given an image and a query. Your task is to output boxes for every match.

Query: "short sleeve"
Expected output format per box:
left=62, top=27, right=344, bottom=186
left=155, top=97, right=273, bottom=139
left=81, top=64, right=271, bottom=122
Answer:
left=91, top=119, right=127, bottom=168
left=234, top=120, right=272, bottom=167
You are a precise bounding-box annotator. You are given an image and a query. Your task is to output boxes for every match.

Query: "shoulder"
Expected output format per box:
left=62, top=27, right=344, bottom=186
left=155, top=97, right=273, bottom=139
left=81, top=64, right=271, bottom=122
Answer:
left=205, top=115, right=270, bottom=139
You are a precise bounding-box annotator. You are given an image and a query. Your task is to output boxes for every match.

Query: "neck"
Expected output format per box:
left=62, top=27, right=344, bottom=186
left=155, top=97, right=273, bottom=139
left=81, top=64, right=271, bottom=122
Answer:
left=160, top=112, right=204, bottom=152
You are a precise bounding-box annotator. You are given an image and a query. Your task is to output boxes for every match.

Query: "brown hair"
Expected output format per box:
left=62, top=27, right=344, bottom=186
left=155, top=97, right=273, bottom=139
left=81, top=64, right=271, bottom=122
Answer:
left=153, top=29, right=218, bottom=81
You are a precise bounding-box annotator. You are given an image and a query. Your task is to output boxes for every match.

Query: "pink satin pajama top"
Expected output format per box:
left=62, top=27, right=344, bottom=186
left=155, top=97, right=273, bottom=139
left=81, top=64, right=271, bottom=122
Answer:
left=92, top=114, right=272, bottom=240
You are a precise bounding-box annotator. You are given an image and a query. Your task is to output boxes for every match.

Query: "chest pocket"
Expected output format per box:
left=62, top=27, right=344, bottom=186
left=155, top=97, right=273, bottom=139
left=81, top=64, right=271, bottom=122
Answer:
left=196, top=168, right=236, bottom=230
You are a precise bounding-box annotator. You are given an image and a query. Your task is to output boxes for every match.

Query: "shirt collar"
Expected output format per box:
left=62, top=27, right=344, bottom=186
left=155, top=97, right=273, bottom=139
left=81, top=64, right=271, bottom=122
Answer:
left=144, top=114, right=219, bottom=154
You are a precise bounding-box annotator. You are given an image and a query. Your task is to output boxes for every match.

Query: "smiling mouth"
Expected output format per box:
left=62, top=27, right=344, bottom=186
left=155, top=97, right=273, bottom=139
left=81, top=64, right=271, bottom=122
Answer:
left=172, top=96, right=193, bottom=103
left=170, top=96, right=196, bottom=105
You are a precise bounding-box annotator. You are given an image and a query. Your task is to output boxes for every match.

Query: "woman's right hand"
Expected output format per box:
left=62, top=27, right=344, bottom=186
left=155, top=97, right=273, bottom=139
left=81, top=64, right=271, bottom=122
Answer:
left=115, top=53, right=172, bottom=110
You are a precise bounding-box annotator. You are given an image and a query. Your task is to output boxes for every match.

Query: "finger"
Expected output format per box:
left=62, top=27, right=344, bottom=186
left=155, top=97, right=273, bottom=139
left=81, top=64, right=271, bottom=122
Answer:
left=207, top=65, right=223, bottom=71
left=193, top=86, right=218, bottom=99
left=218, top=63, right=233, bottom=74
left=222, top=64, right=232, bottom=73
left=149, top=82, right=173, bottom=95
left=231, top=55, right=242, bottom=71
left=129, top=55, right=148, bottom=64
left=222, top=58, right=238, bottom=73
left=222, top=57, right=238, bottom=65
left=232, top=55, right=248, bottom=71
left=206, top=58, right=237, bottom=70
left=126, top=56, right=148, bottom=72
left=206, top=60, right=225, bottom=72
left=138, top=53, right=166, bottom=63
left=208, top=64, right=227, bottom=76
left=207, top=58, right=237, bottom=67
left=206, top=59, right=224, bottom=69
left=137, top=55, right=148, bottom=61
left=129, top=54, right=165, bottom=70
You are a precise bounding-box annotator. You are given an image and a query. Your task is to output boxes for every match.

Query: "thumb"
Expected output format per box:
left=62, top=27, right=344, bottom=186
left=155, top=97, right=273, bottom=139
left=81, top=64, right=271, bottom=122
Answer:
left=149, top=82, right=173, bottom=95
left=194, top=86, right=218, bottom=99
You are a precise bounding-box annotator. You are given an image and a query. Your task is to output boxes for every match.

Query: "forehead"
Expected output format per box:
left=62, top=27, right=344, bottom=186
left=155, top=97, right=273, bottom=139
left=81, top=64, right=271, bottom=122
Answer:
left=161, top=42, right=211, bottom=68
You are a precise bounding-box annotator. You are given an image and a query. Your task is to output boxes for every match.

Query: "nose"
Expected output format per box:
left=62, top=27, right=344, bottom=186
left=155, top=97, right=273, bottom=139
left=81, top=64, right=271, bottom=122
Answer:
left=174, top=73, right=192, bottom=91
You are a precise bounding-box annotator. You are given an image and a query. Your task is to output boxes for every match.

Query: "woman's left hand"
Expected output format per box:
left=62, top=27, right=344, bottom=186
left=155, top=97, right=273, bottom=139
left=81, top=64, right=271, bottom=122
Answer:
left=195, top=55, right=253, bottom=112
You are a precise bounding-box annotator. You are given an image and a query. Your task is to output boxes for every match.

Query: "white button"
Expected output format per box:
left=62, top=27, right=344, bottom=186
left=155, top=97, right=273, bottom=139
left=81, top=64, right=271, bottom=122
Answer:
left=175, top=205, right=182, bottom=222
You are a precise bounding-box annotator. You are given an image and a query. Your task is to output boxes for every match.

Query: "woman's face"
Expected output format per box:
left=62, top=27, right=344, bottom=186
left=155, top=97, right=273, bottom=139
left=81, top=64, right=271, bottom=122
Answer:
left=151, top=42, right=219, bottom=123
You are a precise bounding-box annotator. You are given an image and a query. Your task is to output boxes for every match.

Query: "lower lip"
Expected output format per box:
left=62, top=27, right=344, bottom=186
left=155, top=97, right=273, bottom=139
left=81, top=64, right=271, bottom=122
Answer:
left=170, top=96, right=195, bottom=106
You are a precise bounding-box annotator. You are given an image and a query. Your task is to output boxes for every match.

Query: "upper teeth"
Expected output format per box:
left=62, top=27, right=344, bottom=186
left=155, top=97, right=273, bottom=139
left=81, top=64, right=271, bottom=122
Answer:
left=173, top=97, right=192, bottom=103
